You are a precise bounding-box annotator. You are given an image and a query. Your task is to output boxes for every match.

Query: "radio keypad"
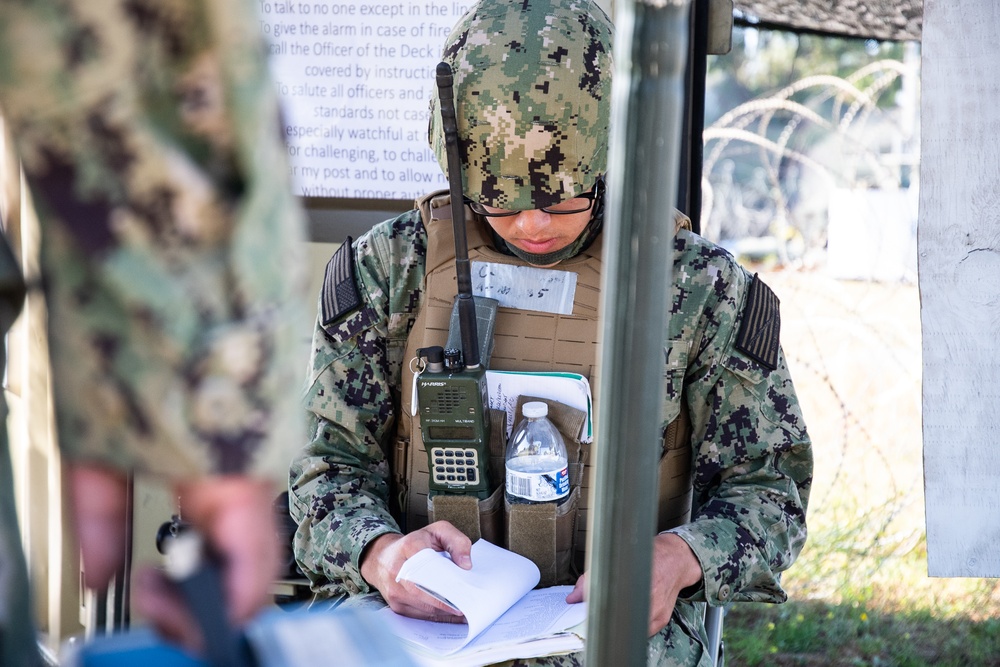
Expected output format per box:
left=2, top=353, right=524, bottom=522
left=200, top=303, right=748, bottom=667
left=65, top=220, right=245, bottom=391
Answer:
left=430, top=446, right=480, bottom=485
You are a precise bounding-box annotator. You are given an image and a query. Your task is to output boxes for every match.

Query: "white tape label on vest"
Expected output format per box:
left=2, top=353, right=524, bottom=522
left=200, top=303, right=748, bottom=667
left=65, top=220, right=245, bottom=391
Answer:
left=471, top=261, right=578, bottom=315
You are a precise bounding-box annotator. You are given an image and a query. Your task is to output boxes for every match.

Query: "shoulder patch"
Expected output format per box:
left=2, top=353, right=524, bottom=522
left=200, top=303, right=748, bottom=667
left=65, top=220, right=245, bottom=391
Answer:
left=735, top=274, right=780, bottom=371
left=321, top=236, right=362, bottom=326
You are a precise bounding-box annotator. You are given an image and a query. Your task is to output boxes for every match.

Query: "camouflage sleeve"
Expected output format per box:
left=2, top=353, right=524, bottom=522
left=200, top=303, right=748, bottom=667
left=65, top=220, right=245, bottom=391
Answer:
left=289, top=212, right=425, bottom=597
left=666, top=232, right=813, bottom=607
left=0, top=1, right=308, bottom=483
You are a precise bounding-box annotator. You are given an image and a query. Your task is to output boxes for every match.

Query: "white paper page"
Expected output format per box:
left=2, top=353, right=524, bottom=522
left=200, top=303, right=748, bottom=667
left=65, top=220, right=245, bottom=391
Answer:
left=392, top=588, right=585, bottom=667
left=391, top=540, right=541, bottom=653
left=406, top=634, right=584, bottom=667
left=459, top=586, right=586, bottom=653
left=485, top=371, right=593, bottom=441
left=379, top=611, right=471, bottom=654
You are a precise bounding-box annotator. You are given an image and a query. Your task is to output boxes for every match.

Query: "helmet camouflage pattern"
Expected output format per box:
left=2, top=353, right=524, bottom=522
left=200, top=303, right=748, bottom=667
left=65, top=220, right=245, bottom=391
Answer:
left=429, top=0, right=614, bottom=211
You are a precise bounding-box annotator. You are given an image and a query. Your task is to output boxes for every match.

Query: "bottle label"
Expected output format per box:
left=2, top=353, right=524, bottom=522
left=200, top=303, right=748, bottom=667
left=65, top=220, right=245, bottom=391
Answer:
left=506, top=464, right=570, bottom=502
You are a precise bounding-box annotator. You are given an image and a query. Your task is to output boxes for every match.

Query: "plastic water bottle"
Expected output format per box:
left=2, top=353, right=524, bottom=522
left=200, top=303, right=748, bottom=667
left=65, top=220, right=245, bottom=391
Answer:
left=505, top=402, right=570, bottom=504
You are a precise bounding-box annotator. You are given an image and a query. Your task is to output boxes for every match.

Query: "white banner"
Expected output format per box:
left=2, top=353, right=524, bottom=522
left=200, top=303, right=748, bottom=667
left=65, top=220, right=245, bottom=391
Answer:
left=259, top=0, right=473, bottom=199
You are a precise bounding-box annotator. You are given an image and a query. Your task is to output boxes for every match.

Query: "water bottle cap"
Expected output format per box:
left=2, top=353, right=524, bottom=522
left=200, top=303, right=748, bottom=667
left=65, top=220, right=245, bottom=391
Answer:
left=522, top=401, right=548, bottom=419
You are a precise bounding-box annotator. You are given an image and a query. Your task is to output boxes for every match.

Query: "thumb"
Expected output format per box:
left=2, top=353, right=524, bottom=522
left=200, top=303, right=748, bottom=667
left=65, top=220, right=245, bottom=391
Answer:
left=566, top=573, right=588, bottom=603
left=426, top=521, right=473, bottom=569
left=66, top=464, right=129, bottom=590
left=449, top=543, right=473, bottom=570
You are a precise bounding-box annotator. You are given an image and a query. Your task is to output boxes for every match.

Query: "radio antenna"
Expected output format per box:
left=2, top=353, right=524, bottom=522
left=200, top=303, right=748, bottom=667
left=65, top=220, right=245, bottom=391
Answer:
left=436, top=61, right=481, bottom=369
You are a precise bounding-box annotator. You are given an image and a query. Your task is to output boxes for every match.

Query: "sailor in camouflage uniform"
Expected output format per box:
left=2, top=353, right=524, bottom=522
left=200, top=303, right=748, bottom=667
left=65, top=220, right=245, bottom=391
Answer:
left=290, top=0, right=812, bottom=665
left=0, top=1, right=307, bottom=663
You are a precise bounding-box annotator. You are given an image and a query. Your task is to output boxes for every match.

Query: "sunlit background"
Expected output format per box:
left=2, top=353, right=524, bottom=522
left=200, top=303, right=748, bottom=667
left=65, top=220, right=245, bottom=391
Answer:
left=706, top=23, right=1000, bottom=666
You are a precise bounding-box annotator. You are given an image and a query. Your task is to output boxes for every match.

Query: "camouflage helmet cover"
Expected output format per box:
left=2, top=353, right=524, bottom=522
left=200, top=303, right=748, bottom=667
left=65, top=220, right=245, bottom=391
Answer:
left=429, top=0, right=614, bottom=211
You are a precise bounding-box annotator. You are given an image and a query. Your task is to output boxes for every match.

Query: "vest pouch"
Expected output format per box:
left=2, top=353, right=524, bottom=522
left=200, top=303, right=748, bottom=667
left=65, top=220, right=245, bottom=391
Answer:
left=392, top=436, right=410, bottom=526
left=427, top=485, right=505, bottom=546
left=505, top=486, right=579, bottom=587
left=657, top=340, right=693, bottom=534
left=424, top=407, right=510, bottom=545
left=504, top=396, right=586, bottom=587
left=657, top=404, right=693, bottom=533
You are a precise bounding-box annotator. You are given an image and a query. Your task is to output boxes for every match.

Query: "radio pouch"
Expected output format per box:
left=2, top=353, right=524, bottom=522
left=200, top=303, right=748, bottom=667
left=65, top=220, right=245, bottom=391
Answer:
left=505, top=396, right=586, bottom=587
left=427, top=487, right=504, bottom=545
left=426, top=408, right=508, bottom=546
left=445, top=295, right=499, bottom=366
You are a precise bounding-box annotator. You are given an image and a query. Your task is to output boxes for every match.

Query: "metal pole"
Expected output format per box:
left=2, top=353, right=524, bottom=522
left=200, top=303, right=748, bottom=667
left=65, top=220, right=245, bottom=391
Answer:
left=585, top=1, right=690, bottom=665
left=678, top=0, right=709, bottom=233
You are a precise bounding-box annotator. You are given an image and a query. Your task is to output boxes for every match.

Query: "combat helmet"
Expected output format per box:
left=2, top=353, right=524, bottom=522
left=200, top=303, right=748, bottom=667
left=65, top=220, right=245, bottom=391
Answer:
left=429, top=0, right=614, bottom=212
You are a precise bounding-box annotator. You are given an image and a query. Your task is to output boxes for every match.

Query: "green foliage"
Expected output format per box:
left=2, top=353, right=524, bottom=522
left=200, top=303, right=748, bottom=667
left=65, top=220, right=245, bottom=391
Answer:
left=725, top=600, right=1000, bottom=667
left=717, top=272, right=996, bottom=665
left=723, top=496, right=1000, bottom=666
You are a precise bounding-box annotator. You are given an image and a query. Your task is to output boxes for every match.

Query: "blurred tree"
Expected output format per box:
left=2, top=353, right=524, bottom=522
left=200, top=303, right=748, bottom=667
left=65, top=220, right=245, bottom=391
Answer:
left=706, top=26, right=908, bottom=126
left=701, top=25, right=919, bottom=262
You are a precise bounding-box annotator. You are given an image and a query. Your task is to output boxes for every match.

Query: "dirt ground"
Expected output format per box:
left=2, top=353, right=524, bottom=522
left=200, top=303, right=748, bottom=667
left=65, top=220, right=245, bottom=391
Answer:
left=758, top=268, right=926, bottom=586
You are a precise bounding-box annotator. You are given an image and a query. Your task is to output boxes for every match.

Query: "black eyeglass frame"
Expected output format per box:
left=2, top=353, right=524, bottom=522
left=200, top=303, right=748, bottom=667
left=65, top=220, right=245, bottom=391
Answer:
left=464, top=177, right=605, bottom=218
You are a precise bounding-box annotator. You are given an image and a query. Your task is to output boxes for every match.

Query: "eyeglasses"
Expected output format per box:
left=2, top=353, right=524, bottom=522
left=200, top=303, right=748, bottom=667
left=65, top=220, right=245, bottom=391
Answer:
left=465, top=179, right=604, bottom=218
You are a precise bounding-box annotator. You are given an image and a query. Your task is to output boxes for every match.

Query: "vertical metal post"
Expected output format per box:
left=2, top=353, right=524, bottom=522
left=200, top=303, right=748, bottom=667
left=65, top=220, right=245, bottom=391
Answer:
left=677, top=0, right=709, bottom=233
left=585, top=1, right=690, bottom=665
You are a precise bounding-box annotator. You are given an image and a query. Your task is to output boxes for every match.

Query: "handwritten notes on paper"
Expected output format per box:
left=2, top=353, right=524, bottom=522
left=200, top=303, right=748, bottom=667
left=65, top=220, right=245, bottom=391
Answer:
left=471, top=261, right=577, bottom=315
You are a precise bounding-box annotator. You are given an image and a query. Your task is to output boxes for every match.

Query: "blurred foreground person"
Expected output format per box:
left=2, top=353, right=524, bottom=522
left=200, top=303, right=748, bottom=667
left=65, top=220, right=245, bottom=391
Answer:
left=0, top=1, right=307, bottom=663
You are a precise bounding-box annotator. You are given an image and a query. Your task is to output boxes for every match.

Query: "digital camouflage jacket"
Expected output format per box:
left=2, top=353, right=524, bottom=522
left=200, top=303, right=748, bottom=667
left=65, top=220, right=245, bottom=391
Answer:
left=0, top=0, right=308, bottom=482
left=289, top=210, right=813, bottom=665
left=0, top=3, right=306, bottom=663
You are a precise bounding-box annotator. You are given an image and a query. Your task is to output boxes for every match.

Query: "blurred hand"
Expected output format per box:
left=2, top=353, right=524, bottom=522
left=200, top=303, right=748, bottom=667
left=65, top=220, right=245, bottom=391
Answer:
left=565, top=532, right=702, bottom=636
left=67, top=464, right=280, bottom=652
left=360, top=521, right=473, bottom=623
left=67, top=464, right=130, bottom=589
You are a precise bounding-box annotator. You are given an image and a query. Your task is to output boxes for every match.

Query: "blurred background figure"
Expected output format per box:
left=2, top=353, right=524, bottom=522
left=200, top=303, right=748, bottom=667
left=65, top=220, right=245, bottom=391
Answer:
left=0, top=1, right=308, bottom=663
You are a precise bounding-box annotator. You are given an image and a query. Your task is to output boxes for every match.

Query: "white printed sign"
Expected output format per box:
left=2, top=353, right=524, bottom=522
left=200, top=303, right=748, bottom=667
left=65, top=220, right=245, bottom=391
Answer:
left=259, top=0, right=474, bottom=199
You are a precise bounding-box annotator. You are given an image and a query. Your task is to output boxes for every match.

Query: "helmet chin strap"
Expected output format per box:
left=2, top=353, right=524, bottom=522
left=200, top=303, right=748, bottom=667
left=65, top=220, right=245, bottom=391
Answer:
left=488, top=186, right=606, bottom=266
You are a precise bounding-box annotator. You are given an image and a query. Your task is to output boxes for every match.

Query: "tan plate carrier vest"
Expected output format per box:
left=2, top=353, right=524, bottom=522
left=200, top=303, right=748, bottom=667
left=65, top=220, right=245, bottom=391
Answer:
left=392, top=191, right=693, bottom=583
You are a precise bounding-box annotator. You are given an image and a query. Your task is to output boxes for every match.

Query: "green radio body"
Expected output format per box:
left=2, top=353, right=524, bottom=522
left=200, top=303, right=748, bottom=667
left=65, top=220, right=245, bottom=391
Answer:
left=416, top=356, right=492, bottom=500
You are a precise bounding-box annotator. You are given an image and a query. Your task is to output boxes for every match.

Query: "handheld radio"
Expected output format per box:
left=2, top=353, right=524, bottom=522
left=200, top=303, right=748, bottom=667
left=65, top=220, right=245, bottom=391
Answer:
left=415, top=63, right=493, bottom=500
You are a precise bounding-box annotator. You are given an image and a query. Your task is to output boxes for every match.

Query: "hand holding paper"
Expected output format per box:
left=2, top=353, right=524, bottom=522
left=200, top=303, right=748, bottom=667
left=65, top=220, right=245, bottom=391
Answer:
left=361, top=522, right=473, bottom=624
left=382, top=540, right=587, bottom=667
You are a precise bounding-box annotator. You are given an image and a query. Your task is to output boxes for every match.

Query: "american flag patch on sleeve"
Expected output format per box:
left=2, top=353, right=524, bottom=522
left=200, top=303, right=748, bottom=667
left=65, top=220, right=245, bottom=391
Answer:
left=734, top=274, right=781, bottom=371
left=321, top=236, right=362, bottom=326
